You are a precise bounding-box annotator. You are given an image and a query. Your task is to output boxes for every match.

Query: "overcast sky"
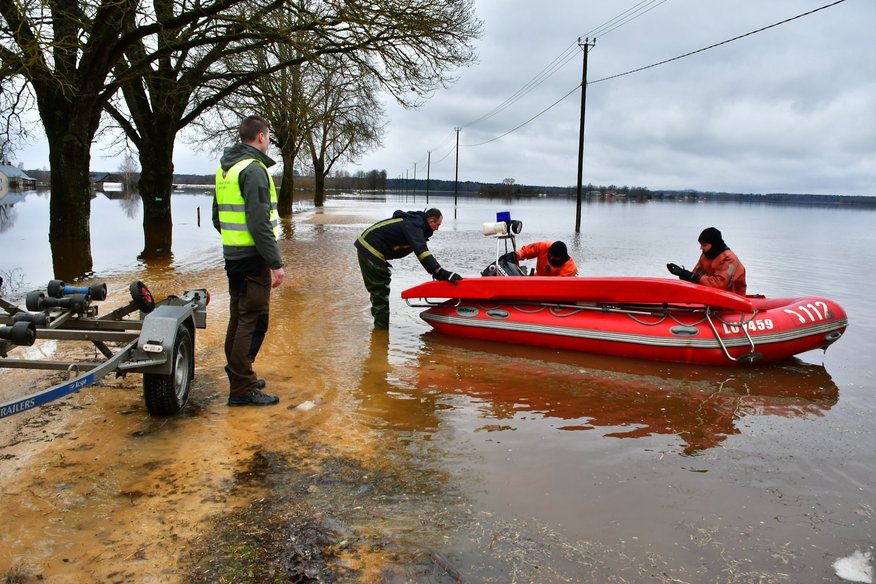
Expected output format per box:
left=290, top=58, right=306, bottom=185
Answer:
left=16, top=0, right=875, bottom=196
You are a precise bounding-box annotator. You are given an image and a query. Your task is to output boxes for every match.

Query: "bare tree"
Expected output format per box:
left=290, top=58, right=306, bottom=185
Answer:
left=118, top=152, right=140, bottom=191
left=1, top=0, right=480, bottom=271
left=0, top=79, right=33, bottom=166
left=190, top=38, right=309, bottom=217
left=0, top=0, right=232, bottom=275
left=215, top=49, right=385, bottom=209
left=173, top=0, right=481, bottom=217
left=303, top=57, right=384, bottom=207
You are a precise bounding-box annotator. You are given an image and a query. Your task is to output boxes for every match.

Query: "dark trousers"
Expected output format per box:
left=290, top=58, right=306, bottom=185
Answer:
left=357, top=251, right=392, bottom=329
left=224, top=260, right=272, bottom=396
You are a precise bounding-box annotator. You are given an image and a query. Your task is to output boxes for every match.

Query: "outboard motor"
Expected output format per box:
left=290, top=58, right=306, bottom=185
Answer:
left=481, top=212, right=530, bottom=276
left=482, top=259, right=528, bottom=277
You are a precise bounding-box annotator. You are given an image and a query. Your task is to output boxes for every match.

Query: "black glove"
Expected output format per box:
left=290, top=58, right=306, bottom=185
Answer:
left=667, top=263, right=699, bottom=282
left=434, top=268, right=463, bottom=285
left=499, top=252, right=518, bottom=264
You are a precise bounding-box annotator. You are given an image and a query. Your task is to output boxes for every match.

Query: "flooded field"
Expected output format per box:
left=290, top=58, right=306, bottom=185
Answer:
left=1, top=192, right=874, bottom=582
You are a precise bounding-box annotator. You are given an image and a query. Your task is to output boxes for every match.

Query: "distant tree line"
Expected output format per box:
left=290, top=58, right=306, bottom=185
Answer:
left=154, top=172, right=656, bottom=200
left=652, top=190, right=876, bottom=207
left=30, top=165, right=875, bottom=209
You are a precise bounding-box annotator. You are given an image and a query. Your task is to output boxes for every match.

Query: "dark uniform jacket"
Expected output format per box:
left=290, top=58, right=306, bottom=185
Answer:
left=355, top=210, right=441, bottom=274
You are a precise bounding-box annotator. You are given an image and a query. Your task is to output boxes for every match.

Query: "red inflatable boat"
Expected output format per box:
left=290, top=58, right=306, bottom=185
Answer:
left=401, top=276, right=848, bottom=366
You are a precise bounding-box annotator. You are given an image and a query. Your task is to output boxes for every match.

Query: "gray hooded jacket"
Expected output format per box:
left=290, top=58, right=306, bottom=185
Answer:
left=212, top=142, right=283, bottom=270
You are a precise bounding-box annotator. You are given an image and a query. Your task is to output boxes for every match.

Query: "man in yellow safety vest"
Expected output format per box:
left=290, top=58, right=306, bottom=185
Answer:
left=212, top=115, right=285, bottom=406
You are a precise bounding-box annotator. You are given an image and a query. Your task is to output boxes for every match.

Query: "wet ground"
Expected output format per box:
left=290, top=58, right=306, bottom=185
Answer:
left=1, top=197, right=874, bottom=582
left=0, top=208, right=488, bottom=583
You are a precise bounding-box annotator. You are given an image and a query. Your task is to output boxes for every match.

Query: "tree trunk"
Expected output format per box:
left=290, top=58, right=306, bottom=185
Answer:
left=313, top=158, right=326, bottom=208
left=43, top=108, right=96, bottom=280
left=136, top=134, right=176, bottom=259
left=278, top=154, right=295, bottom=217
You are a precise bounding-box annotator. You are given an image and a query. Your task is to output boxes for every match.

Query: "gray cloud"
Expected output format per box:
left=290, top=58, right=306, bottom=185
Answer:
left=350, top=0, right=876, bottom=195
left=16, top=1, right=873, bottom=196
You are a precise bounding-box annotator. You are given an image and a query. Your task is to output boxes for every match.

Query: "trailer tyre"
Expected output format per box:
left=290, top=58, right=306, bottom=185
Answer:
left=143, top=324, right=194, bottom=416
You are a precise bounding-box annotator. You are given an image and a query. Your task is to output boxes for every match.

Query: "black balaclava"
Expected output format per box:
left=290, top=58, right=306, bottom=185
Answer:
left=548, top=241, right=570, bottom=267
left=698, top=227, right=728, bottom=259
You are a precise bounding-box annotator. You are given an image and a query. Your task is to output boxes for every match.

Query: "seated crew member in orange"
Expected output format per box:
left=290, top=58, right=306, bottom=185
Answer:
left=667, top=227, right=747, bottom=295
left=501, top=241, right=578, bottom=277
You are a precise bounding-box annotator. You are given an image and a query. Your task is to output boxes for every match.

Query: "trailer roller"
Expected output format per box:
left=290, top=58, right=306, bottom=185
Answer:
left=0, top=321, right=36, bottom=346
left=46, top=280, right=108, bottom=301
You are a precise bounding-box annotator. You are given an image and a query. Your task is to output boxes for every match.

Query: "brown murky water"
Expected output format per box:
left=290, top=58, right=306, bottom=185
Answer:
left=1, top=206, right=476, bottom=582
left=1, top=194, right=874, bottom=582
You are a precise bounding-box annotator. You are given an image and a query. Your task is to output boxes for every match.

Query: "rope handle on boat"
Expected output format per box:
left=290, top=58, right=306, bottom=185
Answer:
left=404, top=297, right=461, bottom=308
left=705, top=307, right=759, bottom=363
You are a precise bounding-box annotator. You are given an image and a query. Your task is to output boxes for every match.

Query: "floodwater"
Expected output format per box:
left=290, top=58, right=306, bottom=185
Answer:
left=1, top=189, right=874, bottom=582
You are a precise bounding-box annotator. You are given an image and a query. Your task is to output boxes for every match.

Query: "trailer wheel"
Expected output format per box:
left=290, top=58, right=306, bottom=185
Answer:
left=130, top=281, right=156, bottom=314
left=143, top=324, right=194, bottom=416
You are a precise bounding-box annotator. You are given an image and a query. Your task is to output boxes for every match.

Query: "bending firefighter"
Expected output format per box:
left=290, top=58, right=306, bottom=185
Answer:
left=355, top=208, right=462, bottom=329
left=667, top=227, right=747, bottom=295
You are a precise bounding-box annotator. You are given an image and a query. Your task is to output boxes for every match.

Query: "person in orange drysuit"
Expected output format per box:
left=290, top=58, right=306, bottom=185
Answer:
left=501, top=241, right=578, bottom=276
left=667, top=227, right=747, bottom=295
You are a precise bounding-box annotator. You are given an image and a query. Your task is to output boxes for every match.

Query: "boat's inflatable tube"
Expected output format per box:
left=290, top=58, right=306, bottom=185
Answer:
left=402, top=276, right=754, bottom=312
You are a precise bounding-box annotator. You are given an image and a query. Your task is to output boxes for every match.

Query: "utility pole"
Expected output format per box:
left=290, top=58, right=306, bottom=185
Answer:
left=575, top=37, right=596, bottom=233
left=426, top=151, right=431, bottom=204
left=454, top=127, right=460, bottom=219
left=413, top=162, right=417, bottom=203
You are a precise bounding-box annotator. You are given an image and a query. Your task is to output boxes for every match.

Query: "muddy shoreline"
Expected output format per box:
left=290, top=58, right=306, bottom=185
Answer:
left=0, top=211, right=479, bottom=583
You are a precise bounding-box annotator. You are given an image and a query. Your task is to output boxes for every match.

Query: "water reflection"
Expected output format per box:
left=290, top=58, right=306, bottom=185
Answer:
left=401, top=333, right=839, bottom=455
left=352, top=328, right=443, bottom=434
left=100, top=188, right=141, bottom=219
left=136, top=251, right=175, bottom=276
left=279, top=216, right=296, bottom=240
left=0, top=192, right=25, bottom=233
left=50, top=241, right=95, bottom=282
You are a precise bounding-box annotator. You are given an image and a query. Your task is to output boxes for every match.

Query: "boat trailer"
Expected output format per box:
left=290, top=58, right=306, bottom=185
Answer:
left=0, top=278, right=209, bottom=418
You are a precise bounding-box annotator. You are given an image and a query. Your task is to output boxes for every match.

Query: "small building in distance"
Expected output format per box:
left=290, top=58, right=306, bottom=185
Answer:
left=0, top=165, right=37, bottom=191
left=89, top=172, right=124, bottom=192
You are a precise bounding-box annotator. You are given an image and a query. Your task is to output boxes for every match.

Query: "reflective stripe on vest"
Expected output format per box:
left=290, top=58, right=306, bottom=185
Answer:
left=356, top=217, right=404, bottom=261
left=726, top=263, right=736, bottom=290
left=215, top=159, right=279, bottom=246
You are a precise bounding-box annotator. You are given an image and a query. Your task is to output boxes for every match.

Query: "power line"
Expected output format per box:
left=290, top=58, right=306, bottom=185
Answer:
left=463, top=84, right=581, bottom=147
left=459, top=42, right=580, bottom=129
left=398, top=0, right=846, bottom=179
left=431, top=140, right=458, bottom=166
left=589, top=0, right=846, bottom=85
left=459, top=0, right=666, bottom=130
left=466, top=0, right=847, bottom=147
left=584, top=0, right=669, bottom=39
left=411, top=129, right=456, bottom=169
left=394, top=0, right=672, bottom=177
